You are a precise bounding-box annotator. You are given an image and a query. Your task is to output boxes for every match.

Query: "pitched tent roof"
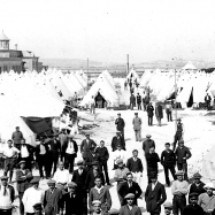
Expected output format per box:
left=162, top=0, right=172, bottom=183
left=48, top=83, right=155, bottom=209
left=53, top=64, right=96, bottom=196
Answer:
left=0, top=31, right=9, bottom=40
left=182, top=62, right=197, bottom=70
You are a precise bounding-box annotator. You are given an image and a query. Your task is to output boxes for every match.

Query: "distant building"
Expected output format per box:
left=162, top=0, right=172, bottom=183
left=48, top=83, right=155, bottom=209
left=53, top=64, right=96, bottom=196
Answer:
left=0, top=31, right=43, bottom=73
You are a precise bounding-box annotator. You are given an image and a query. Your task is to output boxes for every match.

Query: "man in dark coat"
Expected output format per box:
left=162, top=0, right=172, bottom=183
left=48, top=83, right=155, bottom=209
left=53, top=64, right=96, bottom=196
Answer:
left=43, top=179, right=63, bottom=215
left=85, top=146, right=101, bottom=172
left=111, top=131, right=126, bottom=152
left=182, top=193, right=204, bottom=215
left=147, top=103, right=154, bottom=126
left=155, top=102, right=163, bottom=126
left=145, top=145, right=160, bottom=183
left=59, top=129, right=69, bottom=161
left=145, top=174, right=167, bottom=215
left=72, top=160, right=88, bottom=215
left=136, top=93, right=142, bottom=110
left=205, top=93, right=212, bottom=110
left=62, top=135, right=78, bottom=174
left=142, top=134, right=156, bottom=155
left=80, top=133, right=97, bottom=159
left=119, top=193, right=142, bottom=215
left=161, top=143, right=176, bottom=187
left=189, top=173, right=205, bottom=198
left=115, top=113, right=125, bottom=139
left=130, top=93, right=136, bottom=110
left=118, top=172, right=142, bottom=206
left=172, top=118, right=184, bottom=152
left=16, top=160, right=33, bottom=215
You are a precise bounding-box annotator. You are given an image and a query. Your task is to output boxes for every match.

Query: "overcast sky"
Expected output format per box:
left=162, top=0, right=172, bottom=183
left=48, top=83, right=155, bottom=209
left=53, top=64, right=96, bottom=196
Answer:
left=1, top=0, right=215, bottom=63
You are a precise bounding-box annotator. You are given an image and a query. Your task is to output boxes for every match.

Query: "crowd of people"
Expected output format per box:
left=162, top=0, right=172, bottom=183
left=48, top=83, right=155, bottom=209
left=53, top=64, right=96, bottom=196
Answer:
left=0, top=108, right=213, bottom=215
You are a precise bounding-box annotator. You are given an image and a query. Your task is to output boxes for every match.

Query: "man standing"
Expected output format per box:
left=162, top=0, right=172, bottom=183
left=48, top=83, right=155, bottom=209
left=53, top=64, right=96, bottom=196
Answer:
left=198, top=183, right=215, bottom=214
left=175, top=140, right=192, bottom=180
left=95, top=140, right=110, bottom=185
left=118, top=172, right=142, bottom=206
left=53, top=162, right=70, bottom=186
left=3, top=139, right=20, bottom=182
left=80, top=133, right=97, bottom=159
left=172, top=119, right=184, bottom=152
left=126, top=149, right=143, bottom=185
left=89, top=177, right=112, bottom=214
left=145, top=173, right=167, bottom=215
left=119, top=193, right=142, bottom=215
left=59, top=129, right=69, bottom=161
left=205, top=93, right=212, bottom=110
left=114, top=159, right=130, bottom=205
left=62, top=135, right=78, bottom=174
left=43, top=179, right=63, bottom=215
left=189, top=173, right=205, bottom=198
left=145, top=146, right=160, bottom=183
left=166, top=101, right=173, bottom=122
left=132, top=113, right=142, bottom=142
left=130, top=93, right=136, bottom=110
left=171, top=171, right=189, bottom=215
left=143, top=134, right=156, bottom=155
left=85, top=146, right=101, bottom=172
left=90, top=96, right=96, bottom=114
left=161, top=143, right=176, bottom=187
left=16, top=160, right=33, bottom=215
left=136, top=93, right=142, bottom=110
left=147, top=103, right=154, bottom=126
left=111, top=131, right=126, bottom=152
left=115, top=113, right=125, bottom=139
left=155, top=102, right=163, bottom=126
left=0, top=176, right=15, bottom=215
left=22, top=177, right=44, bottom=215
left=183, top=193, right=204, bottom=215
left=72, top=160, right=88, bottom=215
left=12, top=126, right=23, bottom=150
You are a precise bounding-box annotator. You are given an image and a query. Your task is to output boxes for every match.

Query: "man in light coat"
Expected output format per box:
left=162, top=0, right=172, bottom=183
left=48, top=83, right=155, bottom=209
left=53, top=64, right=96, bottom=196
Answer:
left=132, top=113, right=142, bottom=142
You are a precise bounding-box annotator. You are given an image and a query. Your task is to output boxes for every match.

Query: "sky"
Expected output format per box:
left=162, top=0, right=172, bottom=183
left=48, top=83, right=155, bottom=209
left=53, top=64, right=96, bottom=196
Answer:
left=1, top=0, right=215, bottom=63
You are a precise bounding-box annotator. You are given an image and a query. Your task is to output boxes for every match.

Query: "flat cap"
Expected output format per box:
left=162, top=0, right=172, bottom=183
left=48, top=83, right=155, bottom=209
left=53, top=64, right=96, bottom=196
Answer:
left=47, top=179, right=56, bottom=185
left=163, top=201, right=173, bottom=209
left=33, top=203, right=42, bottom=210
left=0, top=176, right=9, bottom=180
left=204, top=182, right=215, bottom=190
left=68, top=182, right=77, bottom=188
left=30, top=177, right=40, bottom=184
left=77, top=160, right=84, bottom=165
left=175, top=170, right=184, bottom=176
left=115, top=158, right=123, bottom=165
left=124, top=193, right=135, bottom=199
left=146, top=134, right=152, bottom=138
left=189, top=193, right=199, bottom=199
left=193, top=172, right=202, bottom=178
left=92, top=200, right=101, bottom=206
left=17, top=160, right=26, bottom=166
left=109, top=209, right=119, bottom=215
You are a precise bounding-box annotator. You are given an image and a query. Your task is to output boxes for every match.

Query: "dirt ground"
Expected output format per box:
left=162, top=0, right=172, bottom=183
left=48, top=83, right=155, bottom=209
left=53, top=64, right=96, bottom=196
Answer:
left=7, top=108, right=215, bottom=214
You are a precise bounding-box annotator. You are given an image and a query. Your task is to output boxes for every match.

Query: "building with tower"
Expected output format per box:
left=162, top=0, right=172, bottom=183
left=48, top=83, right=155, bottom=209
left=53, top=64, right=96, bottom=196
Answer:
left=0, top=31, right=43, bottom=73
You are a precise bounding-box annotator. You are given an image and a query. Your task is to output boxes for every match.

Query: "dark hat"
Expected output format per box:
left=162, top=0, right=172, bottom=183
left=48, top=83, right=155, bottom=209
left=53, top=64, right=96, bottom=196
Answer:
left=33, top=203, right=42, bottom=210
left=149, top=172, right=158, bottom=179
left=30, top=177, right=40, bottom=184
left=47, top=179, right=56, bottom=185
left=0, top=176, right=9, bottom=180
left=124, top=193, right=135, bottom=199
left=17, top=160, right=26, bottom=166
left=175, top=170, right=184, bottom=176
left=117, top=113, right=121, bottom=116
left=68, top=182, right=77, bottom=188
left=193, top=172, right=202, bottom=178
left=178, top=139, right=184, bottom=144
left=77, top=160, right=84, bottom=165
left=189, top=193, right=199, bottom=199
left=177, top=118, right=182, bottom=121
left=134, top=112, right=138, bottom=115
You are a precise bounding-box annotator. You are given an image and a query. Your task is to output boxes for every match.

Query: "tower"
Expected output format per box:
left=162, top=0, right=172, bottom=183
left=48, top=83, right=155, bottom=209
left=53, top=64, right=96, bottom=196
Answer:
left=0, top=31, right=10, bottom=50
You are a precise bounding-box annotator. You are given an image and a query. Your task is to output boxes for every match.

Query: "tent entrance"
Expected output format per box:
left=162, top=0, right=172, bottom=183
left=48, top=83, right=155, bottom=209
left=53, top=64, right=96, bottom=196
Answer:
left=95, top=92, right=106, bottom=108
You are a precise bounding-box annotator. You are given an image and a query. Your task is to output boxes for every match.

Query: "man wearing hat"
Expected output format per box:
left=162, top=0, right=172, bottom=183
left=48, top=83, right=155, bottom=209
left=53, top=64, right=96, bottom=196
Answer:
left=43, top=179, right=63, bottom=215
left=142, top=134, right=156, bottom=155
left=198, top=183, right=215, bottom=214
left=12, top=126, right=24, bottom=150
left=80, top=133, right=97, bottom=159
left=91, top=200, right=102, bottom=215
left=145, top=173, right=167, bottom=215
left=189, top=173, right=205, bottom=198
left=22, top=177, right=44, bottom=215
left=171, top=170, right=189, bottom=215
left=114, top=159, right=130, bottom=204
left=85, top=145, right=100, bottom=172
left=111, top=131, right=126, bottom=152
left=118, top=193, right=142, bottom=215
left=118, top=172, right=142, bottom=206
left=59, top=128, right=69, bottom=161
left=0, top=176, right=15, bottom=215
left=130, top=93, right=136, bottom=110
left=163, top=202, right=173, bottom=215
left=146, top=102, right=154, bottom=126
left=32, top=203, right=43, bottom=215
left=183, top=193, right=204, bottom=215
left=113, top=144, right=126, bottom=170
left=132, top=113, right=142, bottom=142
left=62, top=134, right=78, bottom=174
left=136, top=93, right=142, bottom=110
left=72, top=160, right=88, bottom=215
left=115, top=113, right=125, bottom=140
left=172, top=118, right=184, bottom=152
left=175, top=140, right=192, bottom=180
left=16, top=160, right=33, bottom=215
left=60, top=182, right=80, bottom=215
